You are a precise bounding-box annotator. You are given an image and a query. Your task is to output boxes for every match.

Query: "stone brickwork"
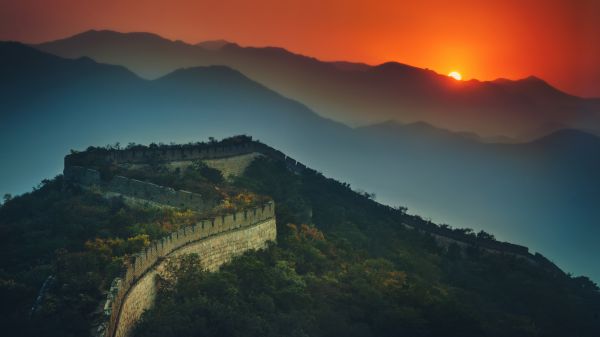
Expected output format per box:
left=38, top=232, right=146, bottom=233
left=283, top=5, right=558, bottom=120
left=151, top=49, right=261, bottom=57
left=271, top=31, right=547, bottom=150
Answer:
left=65, top=137, right=308, bottom=175
left=203, top=152, right=263, bottom=178
left=64, top=166, right=213, bottom=212
left=113, top=152, right=263, bottom=180
left=62, top=139, right=285, bottom=337
left=103, top=202, right=276, bottom=337
left=66, top=141, right=259, bottom=166
left=64, top=137, right=557, bottom=337
left=113, top=217, right=276, bottom=337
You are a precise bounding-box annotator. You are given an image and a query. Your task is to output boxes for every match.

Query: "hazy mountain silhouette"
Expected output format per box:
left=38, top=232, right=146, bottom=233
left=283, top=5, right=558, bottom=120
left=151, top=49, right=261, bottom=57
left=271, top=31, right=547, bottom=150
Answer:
left=2, top=42, right=599, bottom=282
left=35, top=29, right=600, bottom=139
left=195, top=39, right=233, bottom=50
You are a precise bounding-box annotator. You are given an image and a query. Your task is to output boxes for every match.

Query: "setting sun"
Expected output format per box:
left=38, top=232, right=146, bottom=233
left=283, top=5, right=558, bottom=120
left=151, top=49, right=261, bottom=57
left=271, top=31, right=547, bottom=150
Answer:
left=448, top=71, right=462, bottom=81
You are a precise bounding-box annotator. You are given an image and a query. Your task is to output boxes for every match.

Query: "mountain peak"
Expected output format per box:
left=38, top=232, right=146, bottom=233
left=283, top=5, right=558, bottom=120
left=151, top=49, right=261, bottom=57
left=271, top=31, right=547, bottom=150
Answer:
left=195, top=39, right=235, bottom=50
left=156, top=65, right=253, bottom=87
left=370, top=61, right=421, bottom=73
left=367, top=61, right=448, bottom=83
left=489, top=74, right=574, bottom=100
left=162, top=65, right=243, bottom=76
left=531, top=128, right=600, bottom=147
left=38, top=29, right=187, bottom=48
left=523, top=75, right=545, bottom=83
left=358, top=120, right=486, bottom=143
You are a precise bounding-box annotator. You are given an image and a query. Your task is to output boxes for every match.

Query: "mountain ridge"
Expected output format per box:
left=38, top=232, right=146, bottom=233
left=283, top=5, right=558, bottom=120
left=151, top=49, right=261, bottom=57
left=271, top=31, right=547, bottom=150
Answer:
left=39, top=30, right=581, bottom=95
left=2, top=137, right=599, bottom=337
left=34, top=29, right=600, bottom=139
left=42, top=30, right=587, bottom=97
left=2, top=42, right=600, bottom=283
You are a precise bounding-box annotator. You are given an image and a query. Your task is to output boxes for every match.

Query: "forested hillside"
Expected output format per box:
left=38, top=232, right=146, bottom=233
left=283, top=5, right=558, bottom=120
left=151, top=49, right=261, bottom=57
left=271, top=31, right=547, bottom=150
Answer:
left=134, top=157, right=600, bottom=337
left=0, top=155, right=260, bottom=337
left=1, top=144, right=599, bottom=337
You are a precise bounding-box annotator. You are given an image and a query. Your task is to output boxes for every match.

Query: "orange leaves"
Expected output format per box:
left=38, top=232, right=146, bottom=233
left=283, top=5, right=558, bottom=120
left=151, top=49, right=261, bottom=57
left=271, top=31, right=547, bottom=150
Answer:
left=85, top=237, right=116, bottom=257
left=356, top=259, right=407, bottom=290
left=234, top=192, right=255, bottom=205
left=127, top=234, right=151, bottom=251
left=227, top=192, right=258, bottom=207
left=85, top=234, right=150, bottom=257
left=170, top=209, right=197, bottom=225
left=301, top=224, right=325, bottom=241
left=159, top=209, right=199, bottom=231
left=215, top=191, right=266, bottom=214
left=286, top=223, right=325, bottom=241
left=382, top=270, right=407, bottom=288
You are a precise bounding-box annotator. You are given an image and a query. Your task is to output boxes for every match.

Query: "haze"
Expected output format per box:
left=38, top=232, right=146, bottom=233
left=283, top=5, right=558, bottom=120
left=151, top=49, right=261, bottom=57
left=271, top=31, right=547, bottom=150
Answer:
left=1, top=0, right=599, bottom=97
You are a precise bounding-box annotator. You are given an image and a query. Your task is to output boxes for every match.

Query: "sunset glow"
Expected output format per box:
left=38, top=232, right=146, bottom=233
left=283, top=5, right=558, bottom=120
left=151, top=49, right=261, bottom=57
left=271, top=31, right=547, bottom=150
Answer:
left=0, top=0, right=598, bottom=97
left=1, top=1, right=600, bottom=332
left=448, top=71, right=462, bottom=81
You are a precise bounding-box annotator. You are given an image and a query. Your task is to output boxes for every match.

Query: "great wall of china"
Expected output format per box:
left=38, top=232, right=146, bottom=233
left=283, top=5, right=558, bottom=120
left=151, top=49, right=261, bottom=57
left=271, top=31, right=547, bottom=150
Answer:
left=64, top=136, right=307, bottom=175
left=99, top=201, right=276, bottom=337
left=63, top=136, right=561, bottom=337
left=63, top=137, right=287, bottom=337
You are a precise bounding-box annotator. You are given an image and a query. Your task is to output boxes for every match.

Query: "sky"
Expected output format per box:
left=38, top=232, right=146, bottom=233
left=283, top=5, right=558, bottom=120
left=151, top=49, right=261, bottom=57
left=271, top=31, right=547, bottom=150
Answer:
left=1, top=0, right=599, bottom=97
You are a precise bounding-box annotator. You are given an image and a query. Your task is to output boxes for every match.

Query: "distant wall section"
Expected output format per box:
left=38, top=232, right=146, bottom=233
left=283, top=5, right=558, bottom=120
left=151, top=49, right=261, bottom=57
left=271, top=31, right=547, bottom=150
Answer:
left=115, top=152, right=264, bottom=180
left=203, top=152, right=263, bottom=178
left=65, top=139, right=308, bottom=175
left=64, top=166, right=213, bottom=212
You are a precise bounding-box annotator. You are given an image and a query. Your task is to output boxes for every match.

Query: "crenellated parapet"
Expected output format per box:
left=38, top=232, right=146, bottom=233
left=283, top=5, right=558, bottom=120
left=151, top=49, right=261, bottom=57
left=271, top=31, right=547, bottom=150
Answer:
left=100, top=201, right=276, bottom=337
left=62, top=137, right=282, bottom=337
left=65, top=136, right=309, bottom=175
left=66, top=140, right=259, bottom=167
left=121, top=201, right=273, bottom=284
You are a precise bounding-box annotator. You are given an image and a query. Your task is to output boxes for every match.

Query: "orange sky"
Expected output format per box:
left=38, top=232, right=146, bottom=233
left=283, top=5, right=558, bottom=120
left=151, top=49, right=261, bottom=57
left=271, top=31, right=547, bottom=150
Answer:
left=1, top=0, right=599, bottom=97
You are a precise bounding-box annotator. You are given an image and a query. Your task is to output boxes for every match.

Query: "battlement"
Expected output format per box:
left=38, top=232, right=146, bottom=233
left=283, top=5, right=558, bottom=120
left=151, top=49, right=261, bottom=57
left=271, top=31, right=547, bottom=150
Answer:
left=62, top=137, right=282, bottom=337
left=62, top=135, right=311, bottom=212
left=62, top=136, right=559, bottom=337
left=65, top=135, right=308, bottom=174
left=121, top=201, right=273, bottom=285
left=102, top=201, right=275, bottom=337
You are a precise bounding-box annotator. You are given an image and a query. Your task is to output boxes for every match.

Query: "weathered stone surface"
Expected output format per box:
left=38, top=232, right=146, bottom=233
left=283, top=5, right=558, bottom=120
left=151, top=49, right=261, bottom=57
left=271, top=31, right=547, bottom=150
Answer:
left=108, top=152, right=262, bottom=180
left=64, top=166, right=213, bottom=212
left=113, top=218, right=276, bottom=337
left=203, top=152, right=263, bottom=179
left=64, top=140, right=308, bottom=174
left=63, top=141, right=302, bottom=337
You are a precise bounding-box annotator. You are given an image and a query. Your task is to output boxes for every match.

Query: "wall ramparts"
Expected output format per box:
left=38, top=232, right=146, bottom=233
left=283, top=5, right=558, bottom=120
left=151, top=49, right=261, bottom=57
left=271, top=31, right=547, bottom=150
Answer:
left=102, top=201, right=275, bottom=337
left=61, top=139, right=294, bottom=337
left=65, top=138, right=308, bottom=175
left=64, top=166, right=213, bottom=212
left=64, top=137, right=556, bottom=337
left=66, top=141, right=261, bottom=166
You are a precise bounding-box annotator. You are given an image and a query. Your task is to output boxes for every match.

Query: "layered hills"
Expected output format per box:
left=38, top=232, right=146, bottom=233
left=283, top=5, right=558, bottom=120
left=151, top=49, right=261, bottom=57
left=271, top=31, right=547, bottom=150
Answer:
left=35, top=29, right=600, bottom=139
left=1, top=41, right=599, bottom=283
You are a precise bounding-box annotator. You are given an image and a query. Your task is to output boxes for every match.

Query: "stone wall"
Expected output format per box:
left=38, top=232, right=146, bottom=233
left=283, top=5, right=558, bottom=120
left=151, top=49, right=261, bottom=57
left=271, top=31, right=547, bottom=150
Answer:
left=115, top=152, right=263, bottom=180
left=102, top=202, right=276, bottom=337
left=64, top=166, right=213, bottom=212
left=203, top=152, right=263, bottom=178
left=65, top=139, right=308, bottom=175
left=64, top=137, right=558, bottom=337
left=66, top=141, right=257, bottom=166
left=402, top=222, right=543, bottom=266
left=62, top=139, right=288, bottom=337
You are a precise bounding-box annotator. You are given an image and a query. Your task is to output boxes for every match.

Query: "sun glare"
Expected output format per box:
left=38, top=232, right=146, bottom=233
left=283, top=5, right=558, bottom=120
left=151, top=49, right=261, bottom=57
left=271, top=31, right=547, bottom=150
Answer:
left=448, top=71, right=462, bottom=81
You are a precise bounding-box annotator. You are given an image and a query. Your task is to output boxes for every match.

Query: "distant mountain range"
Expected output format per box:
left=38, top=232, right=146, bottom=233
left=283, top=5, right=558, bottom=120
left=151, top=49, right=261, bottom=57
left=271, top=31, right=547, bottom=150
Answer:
left=1, top=41, right=599, bottom=282
left=34, top=29, right=600, bottom=139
